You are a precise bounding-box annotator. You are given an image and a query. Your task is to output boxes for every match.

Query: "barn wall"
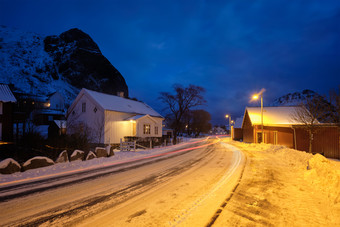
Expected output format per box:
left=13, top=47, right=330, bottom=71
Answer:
left=233, top=128, right=243, bottom=141
left=242, top=111, right=254, bottom=143
left=295, top=126, right=340, bottom=159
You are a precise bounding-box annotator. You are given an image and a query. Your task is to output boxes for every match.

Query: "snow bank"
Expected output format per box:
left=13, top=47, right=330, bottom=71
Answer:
left=305, top=154, right=340, bottom=204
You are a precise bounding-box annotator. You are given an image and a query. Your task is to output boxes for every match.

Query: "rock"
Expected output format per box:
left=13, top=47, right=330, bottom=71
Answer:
left=95, top=147, right=108, bottom=158
left=70, top=150, right=85, bottom=161
left=22, top=156, right=54, bottom=171
left=108, top=146, right=115, bottom=157
left=55, top=150, right=69, bottom=163
left=86, top=151, right=97, bottom=160
left=44, top=28, right=129, bottom=97
left=0, top=158, right=21, bottom=174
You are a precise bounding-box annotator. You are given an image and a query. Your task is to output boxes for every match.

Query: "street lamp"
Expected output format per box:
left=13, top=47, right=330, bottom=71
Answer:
left=225, top=114, right=231, bottom=134
left=252, top=88, right=266, bottom=143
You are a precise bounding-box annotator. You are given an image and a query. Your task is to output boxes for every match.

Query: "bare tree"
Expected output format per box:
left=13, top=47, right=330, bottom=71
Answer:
left=291, top=96, right=327, bottom=153
left=190, top=109, right=212, bottom=137
left=329, top=86, right=340, bottom=124
left=159, top=84, right=206, bottom=144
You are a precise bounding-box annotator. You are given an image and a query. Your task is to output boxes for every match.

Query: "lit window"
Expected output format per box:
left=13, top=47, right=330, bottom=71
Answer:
left=82, top=102, right=86, bottom=112
left=143, top=124, right=151, bottom=134
left=155, top=126, right=158, bottom=135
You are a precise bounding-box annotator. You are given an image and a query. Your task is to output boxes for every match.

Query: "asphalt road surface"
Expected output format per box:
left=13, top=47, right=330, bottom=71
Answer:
left=0, top=138, right=245, bottom=226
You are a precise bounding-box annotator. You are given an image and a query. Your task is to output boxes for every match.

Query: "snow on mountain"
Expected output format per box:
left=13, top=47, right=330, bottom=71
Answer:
left=0, top=26, right=128, bottom=104
left=271, top=89, right=323, bottom=106
left=0, top=25, right=79, bottom=104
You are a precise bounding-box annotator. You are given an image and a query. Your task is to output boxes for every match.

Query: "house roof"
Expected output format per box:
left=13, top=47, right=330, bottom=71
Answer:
left=54, top=120, right=67, bottom=129
left=234, top=117, right=243, bottom=129
left=243, top=106, right=312, bottom=127
left=125, top=114, right=145, bottom=121
left=0, top=84, right=16, bottom=102
left=83, top=89, right=163, bottom=118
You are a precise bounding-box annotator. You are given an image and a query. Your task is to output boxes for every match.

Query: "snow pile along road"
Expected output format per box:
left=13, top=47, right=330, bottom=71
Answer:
left=305, top=154, right=340, bottom=204
left=215, top=140, right=340, bottom=227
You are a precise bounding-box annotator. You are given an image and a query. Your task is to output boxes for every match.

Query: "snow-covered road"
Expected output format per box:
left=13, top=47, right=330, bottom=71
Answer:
left=0, top=138, right=245, bottom=226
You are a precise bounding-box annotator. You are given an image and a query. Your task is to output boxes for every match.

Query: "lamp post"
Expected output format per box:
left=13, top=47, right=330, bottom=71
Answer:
left=225, top=114, right=231, bottom=135
left=252, top=89, right=265, bottom=143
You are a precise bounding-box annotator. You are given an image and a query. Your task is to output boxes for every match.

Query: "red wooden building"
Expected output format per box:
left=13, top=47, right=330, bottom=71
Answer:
left=241, top=106, right=340, bottom=159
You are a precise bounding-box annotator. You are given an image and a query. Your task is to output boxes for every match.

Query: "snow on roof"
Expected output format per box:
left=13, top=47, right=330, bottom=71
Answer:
left=245, top=106, right=308, bottom=126
left=0, top=84, right=16, bottom=102
left=125, top=115, right=145, bottom=121
left=83, top=89, right=163, bottom=118
left=54, top=120, right=67, bottom=128
left=234, top=117, right=243, bottom=128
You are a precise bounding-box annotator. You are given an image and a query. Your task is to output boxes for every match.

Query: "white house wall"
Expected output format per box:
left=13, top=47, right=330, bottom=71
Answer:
left=49, top=92, right=64, bottom=110
left=104, top=110, right=134, bottom=144
left=104, top=111, right=163, bottom=144
left=136, top=116, right=163, bottom=138
left=67, top=93, right=104, bottom=143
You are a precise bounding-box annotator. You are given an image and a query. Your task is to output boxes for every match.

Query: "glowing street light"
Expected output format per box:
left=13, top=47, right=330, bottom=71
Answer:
left=225, top=114, right=231, bottom=134
left=252, top=88, right=266, bottom=143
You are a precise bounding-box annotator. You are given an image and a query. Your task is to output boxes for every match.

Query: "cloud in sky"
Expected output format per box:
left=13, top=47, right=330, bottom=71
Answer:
left=1, top=0, right=340, bottom=124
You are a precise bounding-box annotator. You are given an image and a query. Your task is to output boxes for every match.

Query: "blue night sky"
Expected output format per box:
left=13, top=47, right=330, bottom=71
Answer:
left=1, top=0, right=340, bottom=125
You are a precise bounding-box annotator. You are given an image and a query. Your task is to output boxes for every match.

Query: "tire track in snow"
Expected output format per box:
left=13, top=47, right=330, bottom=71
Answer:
left=168, top=142, right=244, bottom=227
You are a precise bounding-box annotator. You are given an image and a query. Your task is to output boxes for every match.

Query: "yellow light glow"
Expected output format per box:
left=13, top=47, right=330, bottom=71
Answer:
left=225, top=114, right=229, bottom=118
left=252, top=95, right=259, bottom=100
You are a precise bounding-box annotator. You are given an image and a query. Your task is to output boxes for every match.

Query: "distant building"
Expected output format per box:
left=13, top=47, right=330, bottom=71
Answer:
left=211, top=126, right=227, bottom=135
left=0, top=84, right=17, bottom=142
left=242, top=106, right=340, bottom=159
left=67, top=88, right=164, bottom=144
left=12, top=91, right=66, bottom=140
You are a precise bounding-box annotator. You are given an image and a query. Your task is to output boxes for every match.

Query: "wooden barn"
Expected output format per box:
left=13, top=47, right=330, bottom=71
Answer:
left=67, top=89, right=164, bottom=144
left=242, top=106, right=340, bottom=159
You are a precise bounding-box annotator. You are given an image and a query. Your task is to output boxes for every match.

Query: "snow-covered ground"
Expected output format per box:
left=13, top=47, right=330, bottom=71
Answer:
left=0, top=138, right=204, bottom=186
left=215, top=139, right=340, bottom=226
left=1, top=137, right=339, bottom=226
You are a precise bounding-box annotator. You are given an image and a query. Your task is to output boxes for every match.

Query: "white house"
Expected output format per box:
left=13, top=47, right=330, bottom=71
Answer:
left=67, top=88, right=164, bottom=144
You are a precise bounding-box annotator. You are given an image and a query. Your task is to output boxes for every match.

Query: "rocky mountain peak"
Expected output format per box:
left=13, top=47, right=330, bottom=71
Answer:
left=0, top=26, right=129, bottom=104
left=44, top=28, right=128, bottom=98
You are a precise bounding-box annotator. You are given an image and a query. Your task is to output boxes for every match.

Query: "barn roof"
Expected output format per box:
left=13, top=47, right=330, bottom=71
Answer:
left=0, top=84, right=16, bottom=102
left=243, top=106, right=315, bottom=127
left=234, top=117, right=243, bottom=129
left=83, top=89, right=163, bottom=118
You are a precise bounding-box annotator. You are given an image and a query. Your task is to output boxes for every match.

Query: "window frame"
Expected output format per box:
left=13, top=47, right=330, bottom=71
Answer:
left=82, top=102, right=86, bottom=113
left=143, top=124, right=151, bottom=135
